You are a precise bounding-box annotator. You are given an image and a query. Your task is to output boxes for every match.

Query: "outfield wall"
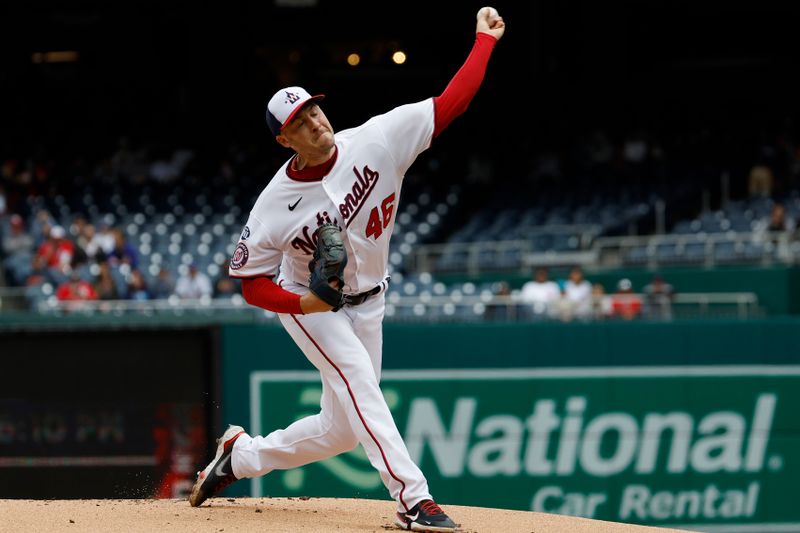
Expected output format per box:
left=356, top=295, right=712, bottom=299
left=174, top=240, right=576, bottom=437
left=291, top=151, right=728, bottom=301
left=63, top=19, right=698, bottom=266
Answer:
left=221, top=319, right=800, bottom=531
left=2, top=318, right=798, bottom=530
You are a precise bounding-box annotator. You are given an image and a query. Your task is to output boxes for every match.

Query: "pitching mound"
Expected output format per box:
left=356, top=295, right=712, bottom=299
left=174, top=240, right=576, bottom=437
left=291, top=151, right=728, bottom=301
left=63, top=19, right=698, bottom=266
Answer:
left=0, top=497, right=696, bottom=532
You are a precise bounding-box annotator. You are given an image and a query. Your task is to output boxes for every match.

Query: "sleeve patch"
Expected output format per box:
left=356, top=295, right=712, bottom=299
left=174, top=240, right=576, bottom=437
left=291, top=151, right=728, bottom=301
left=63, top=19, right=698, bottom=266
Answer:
left=230, top=242, right=249, bottom=270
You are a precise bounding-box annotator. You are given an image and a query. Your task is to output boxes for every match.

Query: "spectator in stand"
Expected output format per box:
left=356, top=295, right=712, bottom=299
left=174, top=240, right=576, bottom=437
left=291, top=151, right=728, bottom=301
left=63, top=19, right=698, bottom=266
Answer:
left=591, top=283, right=612, bottom=320
left=756, top=201, right=797, bottom=254
left=642, top=273, right=675, bottom=320
left=77, top=222, right=106, bottom=263
left=213, top=259, right=241, bottom=298
left=2, top=214, right=35, bottom=286
left=106, top=226, right=139, bottom=268
left=563, top=266, right=593, bottom=320
left=483, top=280, right=514, bottom=321
left=766, top=202, right=796, bottom=233
left=30, top=209, right=56, bottom=247
left=56, top=271, right=98, bottom=301
left=127, top=269, right=151, bottom=301
left=69, top=215, right=88, bottom=242
left=70, top=217, right=94, bottom=256
left=94, top=223, right=117, bottom=259
left=35, top=225, right=75, bottom=284
left=25, top=255, right=48, bottom=287
left=519, top=266, right=561, bottom=318
left=175, top=263, right=212, bottom=299
left=94, top=261, right=120, bottom=300
left=66, top=217, right=90, bottom=270
left=152, top=266, right=176, bottom=299
left=609, top=278, right=642, bottom=320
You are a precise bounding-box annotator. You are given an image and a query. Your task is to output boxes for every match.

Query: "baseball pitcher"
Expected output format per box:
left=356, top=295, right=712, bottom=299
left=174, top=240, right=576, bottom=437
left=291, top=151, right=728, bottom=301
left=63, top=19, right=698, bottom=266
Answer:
left=190, top=7, right=506, bottom=531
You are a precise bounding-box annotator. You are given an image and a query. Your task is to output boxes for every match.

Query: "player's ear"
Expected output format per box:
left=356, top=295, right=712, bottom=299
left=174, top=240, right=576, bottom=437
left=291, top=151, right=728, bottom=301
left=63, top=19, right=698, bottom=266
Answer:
left=276, top=135, right=292, bottom=149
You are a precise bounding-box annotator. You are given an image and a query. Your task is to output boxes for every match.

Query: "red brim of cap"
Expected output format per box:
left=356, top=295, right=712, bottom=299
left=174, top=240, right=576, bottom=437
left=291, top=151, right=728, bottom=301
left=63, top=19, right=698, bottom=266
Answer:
left=279, top=95, right=325, bottom=132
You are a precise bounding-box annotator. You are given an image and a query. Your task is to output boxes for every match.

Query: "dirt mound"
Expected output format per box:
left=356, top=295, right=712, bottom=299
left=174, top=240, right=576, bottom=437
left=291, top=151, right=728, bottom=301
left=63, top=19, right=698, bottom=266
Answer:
left=0, top=497, right=696, bottom=532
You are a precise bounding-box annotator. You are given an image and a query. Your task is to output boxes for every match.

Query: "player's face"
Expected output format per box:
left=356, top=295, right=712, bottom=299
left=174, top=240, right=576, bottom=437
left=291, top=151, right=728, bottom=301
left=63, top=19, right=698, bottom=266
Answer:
left=278, top=103, right=335, bottom=156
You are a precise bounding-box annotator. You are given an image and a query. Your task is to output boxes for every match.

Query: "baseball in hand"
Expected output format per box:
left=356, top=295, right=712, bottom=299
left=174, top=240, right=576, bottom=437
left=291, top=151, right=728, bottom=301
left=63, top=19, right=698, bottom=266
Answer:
left=477, top=6, right=499, bottom=20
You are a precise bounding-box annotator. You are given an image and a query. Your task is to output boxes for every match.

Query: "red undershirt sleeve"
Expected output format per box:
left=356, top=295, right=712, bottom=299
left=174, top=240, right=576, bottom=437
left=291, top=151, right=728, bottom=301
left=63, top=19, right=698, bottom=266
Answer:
left=433, top=32, right=498, bottom=139
left=242, top=276, right=303, bottom=315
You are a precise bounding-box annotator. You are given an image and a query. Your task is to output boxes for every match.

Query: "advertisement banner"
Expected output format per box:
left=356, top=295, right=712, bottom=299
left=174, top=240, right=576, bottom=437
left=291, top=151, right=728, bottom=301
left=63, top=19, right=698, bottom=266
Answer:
left=248, top=366, right=800, bottom=531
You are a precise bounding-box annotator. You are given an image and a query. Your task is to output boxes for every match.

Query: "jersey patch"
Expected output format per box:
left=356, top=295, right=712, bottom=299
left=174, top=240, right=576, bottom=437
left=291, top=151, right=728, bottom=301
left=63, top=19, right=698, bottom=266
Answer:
left=230, top=242, right=249, bottom=270
left=240, top=226, right=250, bottom=240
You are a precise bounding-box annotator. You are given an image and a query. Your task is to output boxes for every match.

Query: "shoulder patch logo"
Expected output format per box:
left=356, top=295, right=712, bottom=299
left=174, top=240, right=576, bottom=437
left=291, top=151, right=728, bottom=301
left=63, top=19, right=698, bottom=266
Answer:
left=230, top=242, right=249, bottom=270
left=240, top=226, right=250, bottom=240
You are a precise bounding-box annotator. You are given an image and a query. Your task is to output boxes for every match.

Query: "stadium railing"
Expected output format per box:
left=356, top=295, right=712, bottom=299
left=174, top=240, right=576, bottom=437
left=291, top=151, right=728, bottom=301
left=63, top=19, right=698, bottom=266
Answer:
left=409, top=231, right=799, bottom=273
left=0, top=291, right=761, bottom=324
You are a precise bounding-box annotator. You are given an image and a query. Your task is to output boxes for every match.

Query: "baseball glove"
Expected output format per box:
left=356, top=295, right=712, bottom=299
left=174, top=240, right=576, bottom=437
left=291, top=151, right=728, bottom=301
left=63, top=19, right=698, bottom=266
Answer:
left=308, top=223, right=348, bottom=311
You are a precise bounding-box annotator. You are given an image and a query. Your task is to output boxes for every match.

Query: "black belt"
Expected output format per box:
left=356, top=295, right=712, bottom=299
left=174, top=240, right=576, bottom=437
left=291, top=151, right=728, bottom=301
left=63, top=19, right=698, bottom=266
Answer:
left=343, top=277, right=390, bottom=306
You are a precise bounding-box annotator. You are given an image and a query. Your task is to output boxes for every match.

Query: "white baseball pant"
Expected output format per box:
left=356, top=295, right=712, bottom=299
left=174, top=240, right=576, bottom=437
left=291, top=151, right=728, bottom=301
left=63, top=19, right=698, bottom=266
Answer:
left=230, top=289, right=431, bottom=513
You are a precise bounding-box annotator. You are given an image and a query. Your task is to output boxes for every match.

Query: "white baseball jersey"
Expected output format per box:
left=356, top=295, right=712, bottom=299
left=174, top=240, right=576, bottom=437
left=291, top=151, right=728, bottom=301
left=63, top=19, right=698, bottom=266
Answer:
left=229, top=99, right=434, bottom=293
